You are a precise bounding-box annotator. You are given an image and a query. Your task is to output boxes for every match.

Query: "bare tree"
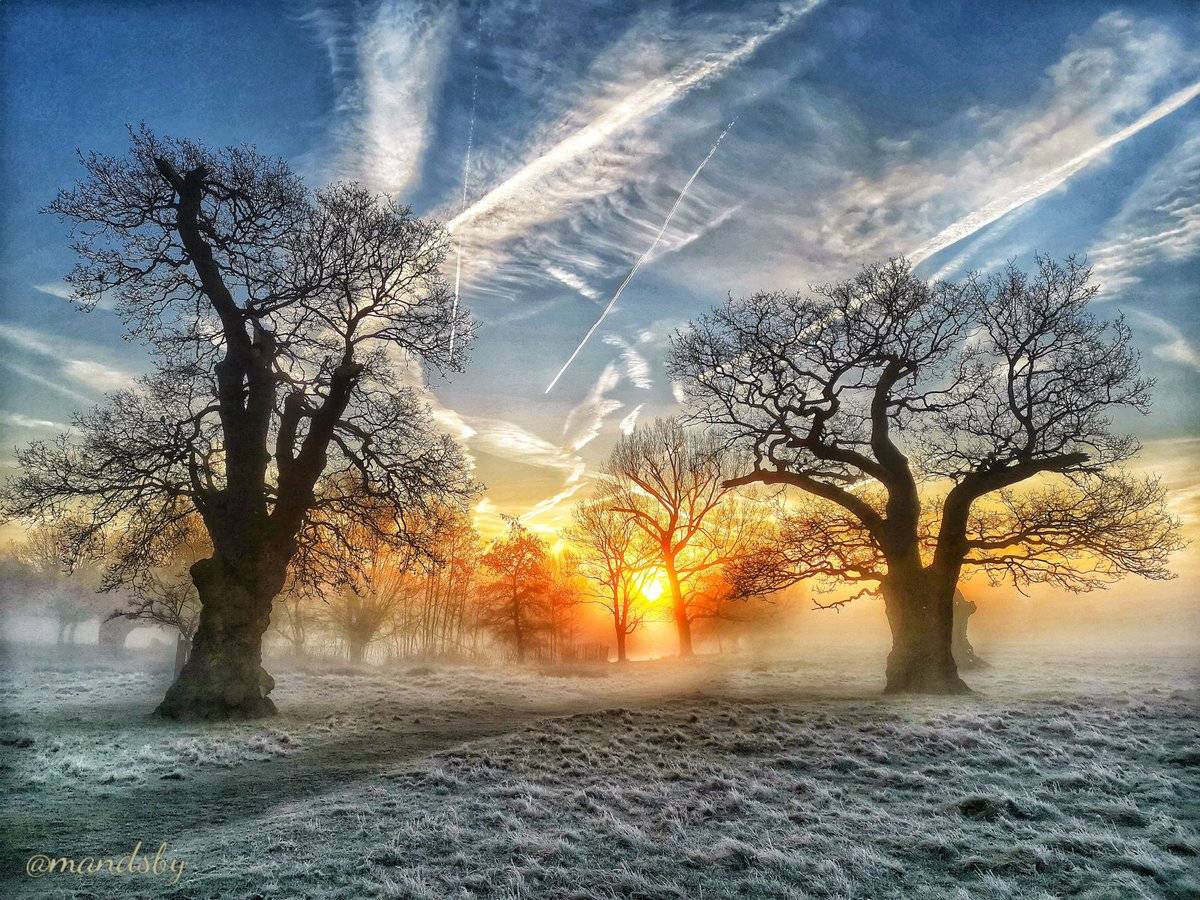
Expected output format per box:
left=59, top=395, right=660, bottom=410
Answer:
left=0, top=129, right=476, bottom=718
left=271, top=581, right=318, bottom=658
left=567, top=500, right=654, bottom=663
left=672, top=256, right=1182, bottom=693
left=602, top=420, right=766, bottom=657
left=12, top=525, right=107, bottom=644
left=108, top=515, right=207, bottom=671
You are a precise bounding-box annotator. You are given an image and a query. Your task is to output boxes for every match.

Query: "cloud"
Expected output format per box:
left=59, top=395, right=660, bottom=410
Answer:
left=618, top=403, right=644, bottom=435
left=562, top=362, right=623, bottom=451
left=0, top=411, right=71, bottom=431
left=740, top=11, right=1200, bottom=277
left=545, top=265, right=601, bottom=300
left=300, top=0, right=455, bottom=195
left=33, top=282, right=73, bottom=300
left=447, top=1, right=820, bottom=240
left=1129, top=310, right=1200, bottom=371
left=0, top=360, right=93, bottom=404
left=602, top=334, right=653, bottom=389
left=61, top=359, right=136, bottom=391
left=444, top=1, right=821, bottom=311
left=1091, top=125, right=1200, bottom=294
left=909, top=78, right=1200, bottom=265
left=0, top=323, right=139, bottom=398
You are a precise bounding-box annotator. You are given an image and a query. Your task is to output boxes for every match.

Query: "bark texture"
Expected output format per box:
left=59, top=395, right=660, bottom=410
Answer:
left=882, top=574, right=970, bottom=695
left=156, top=557, right=278, bottom=720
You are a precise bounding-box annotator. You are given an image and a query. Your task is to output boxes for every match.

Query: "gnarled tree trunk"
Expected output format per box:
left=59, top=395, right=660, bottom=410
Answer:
left=882, top=570, right=970, bottom=694
left=156, top=556, right=277, bottom=720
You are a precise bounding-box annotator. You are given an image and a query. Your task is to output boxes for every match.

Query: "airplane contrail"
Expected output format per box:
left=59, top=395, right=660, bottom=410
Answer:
left=909, top=78, right=1200, bottom=265
left=544, top=119, right=737, bottom=394
left=447, top=68, right=479, bottom=360
left=447, top=1, right=820, bottom=239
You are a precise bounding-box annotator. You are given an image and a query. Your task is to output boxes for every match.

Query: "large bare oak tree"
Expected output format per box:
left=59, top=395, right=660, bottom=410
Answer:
left=670, top=256, right=1181, bottom=693
left=0, top=129, right=476, bottom=718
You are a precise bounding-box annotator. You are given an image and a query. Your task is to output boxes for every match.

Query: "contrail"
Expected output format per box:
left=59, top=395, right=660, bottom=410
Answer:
left=909, top=78, right=1200, bottom=265
left=447, top=1, right=820, bottom=238
left=544, top=119, right=737, bottom=394
left=447, top=56, right=480, bottom=359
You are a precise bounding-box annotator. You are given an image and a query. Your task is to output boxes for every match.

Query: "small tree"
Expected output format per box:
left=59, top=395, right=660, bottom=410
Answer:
left=567, top=500, right=654, bottom=663
left=602, top=420, right=770, bottom=657
left=109, top=515, right=207, bottom=669
left=479, top=519, right=551, bottom=662
left=271, top=581, right=318, bottom=658
left=0, top=129, right=475, bottom=718
left=671, top=256, right=1182, bottom=693
left=13, top=525, right=107, bottom=644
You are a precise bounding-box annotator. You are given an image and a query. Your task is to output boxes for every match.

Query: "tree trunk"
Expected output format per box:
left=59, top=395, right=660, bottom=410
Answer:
left=882, top=572, right=970, bottom=694
left=664, top=561, right=693, bottom=658
left=614, top=626, right=628, bottom=663
left=952, top=590, right=987, bottom=670
left=156, top=556, right=277, bottom=720
left=347, top=637, right=367, bottom=664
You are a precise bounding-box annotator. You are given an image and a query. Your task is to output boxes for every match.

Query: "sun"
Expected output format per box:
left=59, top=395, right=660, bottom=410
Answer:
left=638, top=570, right=666, bottom=602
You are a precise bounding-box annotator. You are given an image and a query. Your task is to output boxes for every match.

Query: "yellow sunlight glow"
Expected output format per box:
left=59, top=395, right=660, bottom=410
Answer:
left=639, top=570, right=666, bottom=603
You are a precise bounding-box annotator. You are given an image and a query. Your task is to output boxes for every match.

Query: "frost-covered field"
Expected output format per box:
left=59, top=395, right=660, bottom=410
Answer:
left=1, top=641, right=1197, bottom=899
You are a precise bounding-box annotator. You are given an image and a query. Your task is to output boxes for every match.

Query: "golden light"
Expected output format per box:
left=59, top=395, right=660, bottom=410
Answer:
left=638, top=569, right=666, bottom=602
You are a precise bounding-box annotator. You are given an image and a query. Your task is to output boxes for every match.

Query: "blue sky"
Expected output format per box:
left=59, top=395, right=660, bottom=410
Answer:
left=1, top=0, right=1198, bottom=537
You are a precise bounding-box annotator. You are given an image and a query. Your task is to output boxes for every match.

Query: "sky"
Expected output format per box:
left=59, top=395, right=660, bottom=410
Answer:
left=1, top=0, right=1198, bottom=552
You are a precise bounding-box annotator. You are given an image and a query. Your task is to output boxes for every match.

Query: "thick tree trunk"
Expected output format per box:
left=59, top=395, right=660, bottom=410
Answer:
left=664, top=562, right=693, bottom=658
left=882, top=573, right=971, bottom=695
left=614, top=627, right=628, bottom=663
left=156, top=556, right=277, bottom=720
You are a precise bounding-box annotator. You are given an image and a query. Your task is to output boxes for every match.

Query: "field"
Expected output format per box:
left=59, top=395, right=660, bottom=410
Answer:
left=1, top=640, right=1197, bottom=899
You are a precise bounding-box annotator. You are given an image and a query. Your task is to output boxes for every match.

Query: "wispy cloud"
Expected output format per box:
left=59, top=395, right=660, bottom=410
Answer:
left=1091, top=125, right=1200, bottom=294
left=562, top=361, right=623, bottom=451
left=0, top=411, right=71, bottom=431
left=909, top=78, right=1200, bottom=265
left=61, top=359, right=136, bottom=391
left=748, top=11, right=1200, bottom=276
left=602, top=334, right=653, bottom=389
left=300, top=0, right=455, bottom=195
left=1129, top=310, right=1200, bottom=371
left=0, top=360, right=93, bottom=404
left=618, top=403, right=644, bottom=435
left=0, top=323, right=138, bottom=396
left=33, top=282, right=73, bottom=300
left=447, top=2, right=819, bottom=240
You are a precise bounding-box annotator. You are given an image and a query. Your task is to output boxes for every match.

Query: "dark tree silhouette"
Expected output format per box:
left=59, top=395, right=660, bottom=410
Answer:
left=0, top=129, right=476, bottom=718
left=672, top=256, right=1181, bottom=693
